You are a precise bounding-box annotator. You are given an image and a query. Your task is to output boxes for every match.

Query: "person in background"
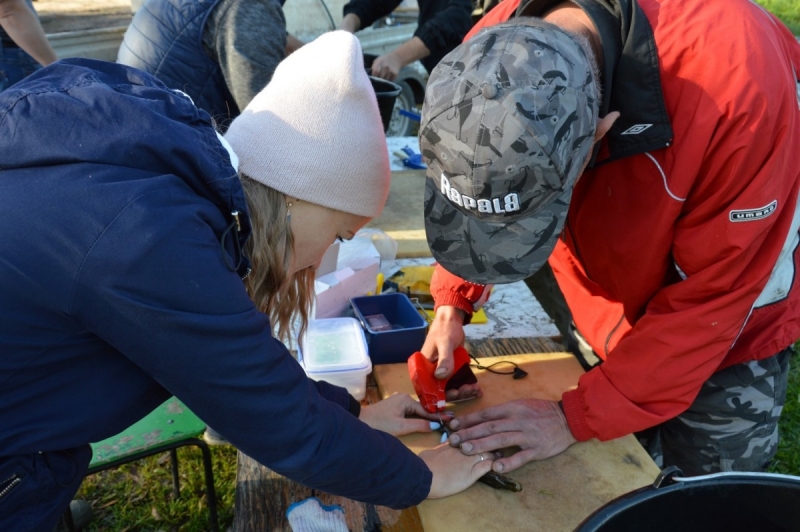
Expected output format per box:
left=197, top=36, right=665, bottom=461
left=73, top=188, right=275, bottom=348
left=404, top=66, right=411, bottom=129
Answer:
left=0, top=31, right=494, bottom=531
left=339, top=0, right=472, bottom=81
left=419, top=0, right=800, bottom=477
left=469, top=0, right=499, bottom=25
left=0, top=0, right=56, bottom=91
left=118, top=0, right=304, bottom=130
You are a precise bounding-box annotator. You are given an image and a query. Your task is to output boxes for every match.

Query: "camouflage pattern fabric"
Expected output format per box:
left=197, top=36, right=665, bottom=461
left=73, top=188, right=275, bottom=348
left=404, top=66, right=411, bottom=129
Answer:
left=641, top=348, right=792, bottom=475
left=419, top=20, right=598, bottom=284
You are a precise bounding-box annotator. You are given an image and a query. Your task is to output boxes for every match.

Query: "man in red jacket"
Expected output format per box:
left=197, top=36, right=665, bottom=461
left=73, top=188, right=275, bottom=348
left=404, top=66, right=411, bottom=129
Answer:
left=420, top=0, right=800, bottom=475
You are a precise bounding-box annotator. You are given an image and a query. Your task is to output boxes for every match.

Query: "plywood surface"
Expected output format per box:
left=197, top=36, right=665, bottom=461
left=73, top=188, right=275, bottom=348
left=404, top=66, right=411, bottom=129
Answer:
left=373, top=353, right=660, bottom=532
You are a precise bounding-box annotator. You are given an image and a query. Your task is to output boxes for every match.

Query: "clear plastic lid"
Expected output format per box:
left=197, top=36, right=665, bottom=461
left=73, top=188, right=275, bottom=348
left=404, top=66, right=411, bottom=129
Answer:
left=300, top=317, right=371, bottom=373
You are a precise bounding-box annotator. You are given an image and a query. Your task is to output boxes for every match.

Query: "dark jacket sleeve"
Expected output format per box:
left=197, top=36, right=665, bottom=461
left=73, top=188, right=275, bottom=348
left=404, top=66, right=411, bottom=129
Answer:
left=414, top=0, right=473, bottom=72
left=312, top=380, right=362, bottom=417
left=342, top=0, right=403, bottom=30
left=203, top=0, right=287, bottom=112
left=71, top=194, right=429, bottom=509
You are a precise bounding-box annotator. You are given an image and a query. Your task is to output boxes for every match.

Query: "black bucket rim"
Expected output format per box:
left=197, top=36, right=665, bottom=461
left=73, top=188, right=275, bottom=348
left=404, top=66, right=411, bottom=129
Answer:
left=575, top=469, right=800, bottom=532
left=368, top=75, right=402, bottom=98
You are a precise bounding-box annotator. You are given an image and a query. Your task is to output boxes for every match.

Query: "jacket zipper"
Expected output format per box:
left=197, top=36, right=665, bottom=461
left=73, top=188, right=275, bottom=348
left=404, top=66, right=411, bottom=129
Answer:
left=565, top=220, right=627, bottom=359
left=604, top=313, right=626, bottom=358
left=0, top=474, right=21, bottom=501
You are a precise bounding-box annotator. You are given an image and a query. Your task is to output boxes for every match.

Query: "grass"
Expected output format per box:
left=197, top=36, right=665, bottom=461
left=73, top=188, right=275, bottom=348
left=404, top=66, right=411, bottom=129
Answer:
left=756, top=0, right=800, bottom=34
left=71, top=3, right=800, bottom=530
left=769, top=347, right=800, bottom=475
left=76, top=445, right=238, bottom=531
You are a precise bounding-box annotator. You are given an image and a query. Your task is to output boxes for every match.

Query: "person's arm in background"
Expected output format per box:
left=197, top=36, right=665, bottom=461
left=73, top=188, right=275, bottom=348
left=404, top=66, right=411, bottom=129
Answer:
left=203, top=0, right=287, bottom=112
left=0, top=0, right=56, bottom=66
left=339, top=0, right=401, bottom=34
left=285, top=33, right=304, bottom=55
left=370, top=0, right=473, bottom=80
left=369, top=37, right=429, bottom=81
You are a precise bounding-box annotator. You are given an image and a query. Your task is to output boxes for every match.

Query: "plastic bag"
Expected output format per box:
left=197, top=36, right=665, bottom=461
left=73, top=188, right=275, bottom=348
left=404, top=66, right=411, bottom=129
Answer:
left=337, top=228, right=397, bottom=274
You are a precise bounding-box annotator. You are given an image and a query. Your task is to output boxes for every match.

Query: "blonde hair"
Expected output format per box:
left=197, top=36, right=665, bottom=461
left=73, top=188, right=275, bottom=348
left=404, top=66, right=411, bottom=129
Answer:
left=240, top=174, right=315, bottom=344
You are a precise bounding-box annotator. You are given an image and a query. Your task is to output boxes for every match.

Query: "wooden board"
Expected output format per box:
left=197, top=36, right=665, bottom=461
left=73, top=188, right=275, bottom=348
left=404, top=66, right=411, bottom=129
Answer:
left=232, top=339, right=565, bottom=531
left=235, top=378, right=423, bottom=532
left=373, top=353, right=660, bottom=532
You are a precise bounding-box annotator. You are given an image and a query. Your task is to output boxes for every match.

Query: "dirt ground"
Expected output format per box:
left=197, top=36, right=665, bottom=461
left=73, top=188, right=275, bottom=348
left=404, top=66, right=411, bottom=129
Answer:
left=35, top=0, right=133, bottom=34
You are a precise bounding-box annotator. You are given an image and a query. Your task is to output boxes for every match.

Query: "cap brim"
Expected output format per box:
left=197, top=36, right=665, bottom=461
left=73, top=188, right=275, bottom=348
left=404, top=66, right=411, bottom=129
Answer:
left=424, top=178, right=571, bottom=284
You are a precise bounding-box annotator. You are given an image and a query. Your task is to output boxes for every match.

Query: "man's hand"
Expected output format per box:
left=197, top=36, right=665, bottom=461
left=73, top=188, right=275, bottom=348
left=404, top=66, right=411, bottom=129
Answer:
left=359, top=392, right=441, bottom=436
left=447, top=399, right=577, bottom=473
left=421, top=306, right=482, bottom=401
left=370, top=37, right=429, bottom=81
left=370, top=52, right=403, bottom=81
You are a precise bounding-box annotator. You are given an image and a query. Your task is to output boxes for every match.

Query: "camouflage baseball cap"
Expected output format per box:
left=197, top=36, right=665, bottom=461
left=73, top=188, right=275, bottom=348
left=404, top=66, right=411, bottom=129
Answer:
left=420, top=21, right=598, bottom=284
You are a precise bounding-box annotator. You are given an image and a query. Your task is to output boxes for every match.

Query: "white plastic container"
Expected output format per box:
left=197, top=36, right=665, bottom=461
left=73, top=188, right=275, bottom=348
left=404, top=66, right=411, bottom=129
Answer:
left=299, top=317, right=372, bottom=400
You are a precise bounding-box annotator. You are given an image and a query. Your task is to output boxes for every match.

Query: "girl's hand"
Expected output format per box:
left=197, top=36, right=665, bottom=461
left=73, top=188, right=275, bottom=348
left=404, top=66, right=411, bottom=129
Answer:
left=420, top=443, right=494, bottom=499
left=359, top=393, right=442, bottom=436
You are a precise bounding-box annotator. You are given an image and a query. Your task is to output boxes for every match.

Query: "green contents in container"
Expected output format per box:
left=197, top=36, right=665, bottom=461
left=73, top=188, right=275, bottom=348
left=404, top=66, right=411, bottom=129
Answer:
left=306, top=329, right=352, bottom=365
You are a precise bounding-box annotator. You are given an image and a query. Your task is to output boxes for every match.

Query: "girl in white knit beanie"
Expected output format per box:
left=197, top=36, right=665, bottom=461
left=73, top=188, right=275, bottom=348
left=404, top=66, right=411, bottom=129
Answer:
left=222, top=31, right=494, bottom=503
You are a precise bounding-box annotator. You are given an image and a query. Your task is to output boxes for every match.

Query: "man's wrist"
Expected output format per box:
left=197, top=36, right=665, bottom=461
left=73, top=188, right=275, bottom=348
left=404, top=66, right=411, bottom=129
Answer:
left=436, top=305, right=466, bottom=323
left=392, top=36, right=430, bottom=66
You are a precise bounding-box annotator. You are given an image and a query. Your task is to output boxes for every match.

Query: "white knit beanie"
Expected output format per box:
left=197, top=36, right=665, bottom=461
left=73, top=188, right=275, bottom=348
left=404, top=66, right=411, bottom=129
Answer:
left=224, top=31, right=390, bottom=218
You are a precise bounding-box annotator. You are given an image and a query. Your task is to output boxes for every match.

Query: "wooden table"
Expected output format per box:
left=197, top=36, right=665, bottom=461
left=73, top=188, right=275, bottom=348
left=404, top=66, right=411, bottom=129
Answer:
left=233, top=337, right=658, bottom=532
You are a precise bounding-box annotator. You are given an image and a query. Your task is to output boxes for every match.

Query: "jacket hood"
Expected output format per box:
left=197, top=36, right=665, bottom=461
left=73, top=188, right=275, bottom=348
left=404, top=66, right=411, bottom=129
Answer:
left=516, top=0, right=673, bottom=164
left=0, top=58, right=250, bottom=244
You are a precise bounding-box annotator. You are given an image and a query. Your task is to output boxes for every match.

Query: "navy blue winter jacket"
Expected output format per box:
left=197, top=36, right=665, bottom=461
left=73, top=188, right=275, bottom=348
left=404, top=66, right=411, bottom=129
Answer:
left=0, top=59, right=431, bottom=508
left=117, top=0, right=239, bottom=122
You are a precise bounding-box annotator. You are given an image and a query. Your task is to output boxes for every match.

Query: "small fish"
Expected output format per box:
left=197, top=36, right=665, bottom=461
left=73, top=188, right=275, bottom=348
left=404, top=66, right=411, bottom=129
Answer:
left=476, top=33, right=498, bottom=69
left=516, top=101, right=556, bottom=122
left=429, top=235, right=462, bottom=253
left=428, top=207, right=459, bottom=227
left=517, top=215, right=559, bottom=259
left=553, top=111, right=579, bottom=148
left=479, top=471, right=523, bottom=492
left=542, top=70, right=567, bottom=83
left=524, top=37, right=575, bottom=66
left=493, top=260, right=525, bottom=276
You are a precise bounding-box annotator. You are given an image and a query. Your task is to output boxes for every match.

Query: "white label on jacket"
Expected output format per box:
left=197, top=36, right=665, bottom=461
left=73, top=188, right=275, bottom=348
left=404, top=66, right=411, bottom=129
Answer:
left=729, top=200, right=777, bottom=222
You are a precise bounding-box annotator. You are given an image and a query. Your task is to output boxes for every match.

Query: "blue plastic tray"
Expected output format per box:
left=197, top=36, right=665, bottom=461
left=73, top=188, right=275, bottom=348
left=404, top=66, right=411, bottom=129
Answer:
left=350, top=293, right=428, bottom=364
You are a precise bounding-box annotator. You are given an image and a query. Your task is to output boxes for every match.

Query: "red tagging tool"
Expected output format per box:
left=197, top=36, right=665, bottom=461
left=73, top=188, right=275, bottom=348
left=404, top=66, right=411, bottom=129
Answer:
left=408, top=346, right=477, bottom=413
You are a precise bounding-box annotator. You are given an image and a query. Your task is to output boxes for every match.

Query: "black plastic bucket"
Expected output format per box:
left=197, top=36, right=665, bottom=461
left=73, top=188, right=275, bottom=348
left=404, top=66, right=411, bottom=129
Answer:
left=575, top=467, right=800, bottom=532
left=369, top=76, right=401, bottom=133
left=363, top=54, right=401, bottom=132
left=363, top=53, right=379, bottom=71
